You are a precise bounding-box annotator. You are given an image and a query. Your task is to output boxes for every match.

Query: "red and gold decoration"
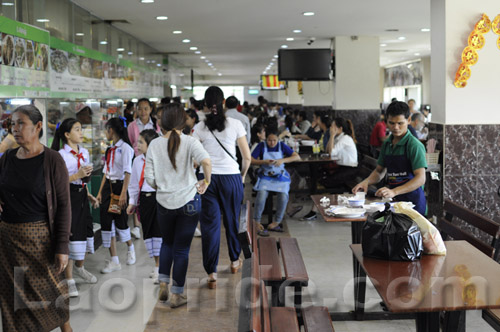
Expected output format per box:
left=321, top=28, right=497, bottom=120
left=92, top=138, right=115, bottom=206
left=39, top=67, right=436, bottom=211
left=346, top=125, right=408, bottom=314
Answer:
left=454, top=13, right=491, bottom=88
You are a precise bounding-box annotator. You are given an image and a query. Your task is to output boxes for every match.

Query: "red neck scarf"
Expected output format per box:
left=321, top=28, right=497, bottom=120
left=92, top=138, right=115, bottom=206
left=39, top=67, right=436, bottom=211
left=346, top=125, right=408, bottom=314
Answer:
left=106, top=146, right=118, bottom=173
left=139, top=157, right=146, bottom=190
left=69, top=148, right=84, bottom=168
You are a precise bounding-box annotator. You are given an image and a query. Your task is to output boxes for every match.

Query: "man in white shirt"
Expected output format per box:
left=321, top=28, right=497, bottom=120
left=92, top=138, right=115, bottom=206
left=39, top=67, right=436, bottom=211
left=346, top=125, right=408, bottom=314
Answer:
left=225, top=96, right=251, bottom=144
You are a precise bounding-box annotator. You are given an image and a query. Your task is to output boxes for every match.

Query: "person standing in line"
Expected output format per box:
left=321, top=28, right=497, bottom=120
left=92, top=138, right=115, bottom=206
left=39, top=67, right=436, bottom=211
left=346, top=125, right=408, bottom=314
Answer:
left=51, top=118, right=99, bottom=298
left=192, top=86, right=251, bottom=289
left=225, top=96, right=251, bottom=145
left=126, top=129, right=162, bottom=284
left=96, top=117, right=136, bottom=273
left=145, top=103, right=211, bottom=308
left=127, top=98, right=161, bottom=239
left=0, top=105, right=72, bottom=332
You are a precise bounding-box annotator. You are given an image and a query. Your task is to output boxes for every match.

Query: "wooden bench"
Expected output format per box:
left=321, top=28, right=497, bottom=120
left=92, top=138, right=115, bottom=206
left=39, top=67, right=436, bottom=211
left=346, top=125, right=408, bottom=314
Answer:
left=436, top=199, right=500, bottom=331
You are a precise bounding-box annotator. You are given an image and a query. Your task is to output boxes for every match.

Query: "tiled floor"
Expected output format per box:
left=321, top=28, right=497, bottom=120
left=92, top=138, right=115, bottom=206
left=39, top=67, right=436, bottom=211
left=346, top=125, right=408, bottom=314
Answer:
left=62, top=195, right=497, bottom=331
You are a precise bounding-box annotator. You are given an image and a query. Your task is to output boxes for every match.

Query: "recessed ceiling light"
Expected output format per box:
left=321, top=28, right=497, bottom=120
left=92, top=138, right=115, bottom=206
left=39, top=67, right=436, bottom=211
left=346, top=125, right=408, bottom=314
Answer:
left=116, top=48, right=125, bottom=52
left=139, top=57, right=145, bottom=60
left=293, top=29, right=302, bottom=33
left=128, top=51, right=133, bottom=55
left=205, top=59, right=209, bottom=62
left=302, top=12, right=315, bottom=16
left=286, top=37, right=294, bottom=41
left=195, top=51, right=201, bottom=54
left=272, top=58, right=276, bottom=62
left=2, top=2, right=14, bottom=6
left=218, top=73, right=222, bottom=76
left=414, top=53, right=420, bottom=56
left=36, top=19, right=50, bottom=23
left=173, top=30, right=182, bottom=34
left=190, top=47, right=198, bottom=50
left=151, top=60, right=156, bottom=63
left=75, top=32, right=84, bottom=36
left=141, top=0, right=154, bottom=3
left=157, top=64, right=161, bottom=67
left=179, top=74, right=184, bottom=77
left=156, top=16, right=168, bottom=20
left=100, top=40, right=108, bottom=45
left=421, top=28, right=430, bottom=32
left=274, top=55, right=279, bottom=58
left=200, top=56, right=206, bottom=59
left=208, top=63, right=213, bottom=66
left=380, top=43, right=387, bottom=47
left=182, top=39, right=190, bottom=43
left=281, top=45, right=288, bottom=48
left=398, top=36, right=406, bottom=40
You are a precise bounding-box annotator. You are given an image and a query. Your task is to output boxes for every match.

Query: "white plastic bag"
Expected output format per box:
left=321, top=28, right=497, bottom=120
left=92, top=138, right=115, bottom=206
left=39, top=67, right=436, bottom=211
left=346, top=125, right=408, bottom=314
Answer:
left=393, top=202, right=446, bottom=255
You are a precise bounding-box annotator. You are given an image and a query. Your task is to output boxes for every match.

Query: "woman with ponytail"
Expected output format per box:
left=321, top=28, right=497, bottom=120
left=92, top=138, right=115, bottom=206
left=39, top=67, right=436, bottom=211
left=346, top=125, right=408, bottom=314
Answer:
left=51, top=118, right=98, bottom=297
left=192, top=86, right=251, bottom=289
left=95, top=117, right=136, bottom=273
left=145, top=103, right=211, bottom=308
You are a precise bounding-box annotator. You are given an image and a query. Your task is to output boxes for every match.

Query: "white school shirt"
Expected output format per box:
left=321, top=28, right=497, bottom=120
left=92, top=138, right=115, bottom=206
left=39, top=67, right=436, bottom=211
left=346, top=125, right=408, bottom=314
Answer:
left=102, top=139, right=134, bottom=180
left=59, top=144, right=90, bottom=185
left=192, top=118, right=246, bottom=175
left=330, top=133, right=358, bottom=167
left=128, top=154, right=155, bottom=205
left=136, top=117, right=155, bottom=133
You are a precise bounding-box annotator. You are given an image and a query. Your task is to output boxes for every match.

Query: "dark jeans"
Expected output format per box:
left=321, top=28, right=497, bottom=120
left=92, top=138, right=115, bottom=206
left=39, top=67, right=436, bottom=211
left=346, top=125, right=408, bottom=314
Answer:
left=157, top=194, right=200, bottom=294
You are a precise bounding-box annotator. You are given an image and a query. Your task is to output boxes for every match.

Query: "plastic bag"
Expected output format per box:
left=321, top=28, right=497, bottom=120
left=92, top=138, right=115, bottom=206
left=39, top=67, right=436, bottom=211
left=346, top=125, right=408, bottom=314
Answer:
left=362, top=203, right=423, bottom=261
left=393, top=202, right=446, bottom=255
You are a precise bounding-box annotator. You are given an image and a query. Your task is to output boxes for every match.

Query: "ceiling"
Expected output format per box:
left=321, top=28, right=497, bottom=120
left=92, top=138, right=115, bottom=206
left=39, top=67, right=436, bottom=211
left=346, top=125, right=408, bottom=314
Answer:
left=72, top=0, right=431, bottom=86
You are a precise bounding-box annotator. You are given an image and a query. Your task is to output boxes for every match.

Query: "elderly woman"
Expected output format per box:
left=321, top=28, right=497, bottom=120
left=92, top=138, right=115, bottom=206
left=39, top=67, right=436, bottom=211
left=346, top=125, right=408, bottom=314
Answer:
left=0, top=105, right=72, bottom=332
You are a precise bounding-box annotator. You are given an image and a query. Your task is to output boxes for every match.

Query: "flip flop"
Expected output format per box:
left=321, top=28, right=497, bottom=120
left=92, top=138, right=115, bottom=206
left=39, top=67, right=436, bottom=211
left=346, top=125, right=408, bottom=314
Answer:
left=268, top=225, right=284, bottom=233
left=257, top=229, right=269, bottom=237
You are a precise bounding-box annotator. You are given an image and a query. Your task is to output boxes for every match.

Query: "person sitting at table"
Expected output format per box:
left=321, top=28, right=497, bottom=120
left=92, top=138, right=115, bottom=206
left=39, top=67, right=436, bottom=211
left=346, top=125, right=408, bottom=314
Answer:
left=294, top=111, right=323, bottom=141
left=352, top=101, right=427, bottom=215
left=409, top=112, right=428, bottom=140
left=317, top=112, right=332, bottom=152
left=295, top=111, right=311, bottom=135
left=251, top=127, right=300, bottom=235
left=300, top=117, right=358, bottom=221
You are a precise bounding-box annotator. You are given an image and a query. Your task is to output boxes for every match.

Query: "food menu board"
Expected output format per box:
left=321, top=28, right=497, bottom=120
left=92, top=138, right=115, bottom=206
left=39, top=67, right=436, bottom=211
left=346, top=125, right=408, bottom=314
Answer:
left=49, top=37, right=164, bottom=99
left=0, top=16, right=50, bottom=97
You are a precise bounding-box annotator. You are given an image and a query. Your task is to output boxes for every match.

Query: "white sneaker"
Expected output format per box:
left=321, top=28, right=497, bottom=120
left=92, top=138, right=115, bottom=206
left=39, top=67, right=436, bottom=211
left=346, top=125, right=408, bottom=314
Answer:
left=194, top=227, right=202, bottom=237
left=101, top=260, right=121, bottom=274
left=130, top=227, right=141, bottom=239
left=67, top=279, right=78, bottom=297
left=127, top=250, right=136, bottom=265
left=73, top=266, right=97, bottom=284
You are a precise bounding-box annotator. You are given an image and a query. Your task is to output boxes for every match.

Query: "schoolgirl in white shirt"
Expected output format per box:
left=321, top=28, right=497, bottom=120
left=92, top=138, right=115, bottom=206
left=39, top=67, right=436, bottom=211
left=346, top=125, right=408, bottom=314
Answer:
left=126, top=129, right=161, bottom=283
left=51, top=118, right=98, bottom=297
left=96, top=117, right=136, bottom=273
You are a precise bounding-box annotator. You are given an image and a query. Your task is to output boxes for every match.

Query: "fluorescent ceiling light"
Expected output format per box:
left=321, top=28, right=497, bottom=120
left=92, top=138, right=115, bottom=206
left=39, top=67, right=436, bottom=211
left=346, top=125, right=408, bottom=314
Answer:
left=157, top=64, right=161, bottom=67
left=150, top=98, right=159, bottom=102
left=141, top=0, right=154, bottom=3
left=2, top=2, right=15, bottom=6
left=190, top=47, right=198, bottom=50
left=173, top=30, right=182, bottom=34
left=75, top=33, right=84, bottom=36
left=36, top=19, right=50, bottom=23
left=302, top=12, right=315, bottom=16
left=170, top=85, right=176, bottom=89
left=139, top=57, right=145, bottom=60
left=281, top=45, right=288, bottom=48
left=195, top=51, right=201, bottom=54
left=274, top=55, right=278, bottom=58
left=398, top=36, right=406, bottom=40
left=380, top=43, right=387, bottom=47
left=116, top=48, right=125, bottom=52
left=293, top=29, right=302, bottom=33
left=100, top=40, right=108, bottom=45
left=10, top=98, right=32, bottom=105
left=200, top=56, right=206, bottom=59
left=131, top=98, right=138, bottom=103
left=286, top=37, right=294, bottom=41
left=128, top=51, right=133, bottom=55
left=182, top=39, right=190, bottom=43
left=208, top=63, right=213, bottom=66
left=156, top=16, right=168, bottom=20
left=218, top=73, right=222, bottom=76
left=421, top=28, right=430, bottom=32
left=414, top=53, right=420, bottom=56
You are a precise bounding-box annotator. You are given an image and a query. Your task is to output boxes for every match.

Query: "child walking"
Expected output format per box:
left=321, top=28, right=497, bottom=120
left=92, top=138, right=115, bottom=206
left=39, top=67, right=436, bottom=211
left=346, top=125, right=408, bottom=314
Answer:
left=96, top=117, right=136, bottom=273
left=51, top=118, right=99, bottom=297
left=126, top=129, right=162, bottom=283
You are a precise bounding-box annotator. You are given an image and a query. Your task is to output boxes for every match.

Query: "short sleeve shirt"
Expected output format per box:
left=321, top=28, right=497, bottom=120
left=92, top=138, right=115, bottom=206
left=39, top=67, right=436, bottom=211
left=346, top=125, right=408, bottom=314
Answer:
left=59, top=144, right=90, bottom=185
left=377, top=130, right=427, bottom=171
left=251, top=142, right=294, bottom=160
left=102, top=139, right=134, bottom=180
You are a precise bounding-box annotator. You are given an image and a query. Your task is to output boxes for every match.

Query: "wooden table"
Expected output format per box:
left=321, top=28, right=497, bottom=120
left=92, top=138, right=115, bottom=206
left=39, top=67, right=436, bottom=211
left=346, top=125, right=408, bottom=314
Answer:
left=351, top=241, right=500, bottom=331
left=287, top=154, right=337, bottom=194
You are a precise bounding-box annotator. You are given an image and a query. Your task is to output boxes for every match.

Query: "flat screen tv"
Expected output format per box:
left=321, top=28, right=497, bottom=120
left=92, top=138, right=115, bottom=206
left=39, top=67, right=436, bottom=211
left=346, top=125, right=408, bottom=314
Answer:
left=260, top=75, right=286, bottom=90
left=278, top=48, right=332, bottom=81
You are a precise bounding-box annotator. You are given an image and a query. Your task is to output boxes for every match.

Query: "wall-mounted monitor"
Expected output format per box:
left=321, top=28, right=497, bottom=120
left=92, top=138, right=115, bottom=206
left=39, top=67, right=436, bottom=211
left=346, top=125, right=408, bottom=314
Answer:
left=278, top=48, right=332, bottom=81
left=260, top=75, right=286, bottom=90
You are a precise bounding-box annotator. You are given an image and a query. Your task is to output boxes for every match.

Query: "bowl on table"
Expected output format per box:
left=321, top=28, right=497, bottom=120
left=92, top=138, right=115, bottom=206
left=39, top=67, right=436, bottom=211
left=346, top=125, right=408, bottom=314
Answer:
left=347, top=198, right=365, bottom=208
left=300, top=140, right=315, bottom=146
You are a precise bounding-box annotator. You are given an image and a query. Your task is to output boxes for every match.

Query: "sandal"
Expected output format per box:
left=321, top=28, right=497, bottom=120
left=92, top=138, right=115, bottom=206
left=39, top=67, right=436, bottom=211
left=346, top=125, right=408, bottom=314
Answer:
left=257, top=229, right=269, bottom=237
left=268, top=224, right=284, bottom=233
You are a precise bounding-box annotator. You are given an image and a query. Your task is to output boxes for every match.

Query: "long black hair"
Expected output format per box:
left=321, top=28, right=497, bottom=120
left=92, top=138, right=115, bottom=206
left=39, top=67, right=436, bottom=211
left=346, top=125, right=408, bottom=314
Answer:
left=251, top=122, right=265, bottom=146
left=333, top=117, right=357, bottom=143
left=137, top=97, right=158, bottom=130
left=161, top=103, right=187, bottom=170
left=106, top=117, right=132, bottom=146
left=204, top=86, right=226, bottom=132
left=50, top=118, right=79, bottom=151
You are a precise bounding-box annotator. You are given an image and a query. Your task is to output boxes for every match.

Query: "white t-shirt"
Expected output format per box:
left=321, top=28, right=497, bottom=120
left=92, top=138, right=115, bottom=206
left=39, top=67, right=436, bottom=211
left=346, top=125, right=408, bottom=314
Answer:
left=330, top=133, right=358, bottom=167
left=192, top=117, right=246, bottom=174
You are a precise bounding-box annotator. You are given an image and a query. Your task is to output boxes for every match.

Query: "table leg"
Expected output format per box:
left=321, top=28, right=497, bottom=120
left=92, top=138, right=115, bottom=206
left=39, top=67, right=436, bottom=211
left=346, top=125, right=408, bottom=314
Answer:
left=442, top=311, right=465, bottom=332
left=415, top=312, right=440, bottom=332
left=354, top=266, right=366, bottom=320
left=309, top=164, right=318, bottom=194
